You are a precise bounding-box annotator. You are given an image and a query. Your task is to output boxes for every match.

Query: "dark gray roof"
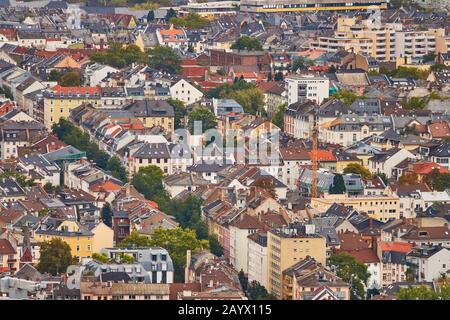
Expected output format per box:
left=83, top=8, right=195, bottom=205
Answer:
left=133, top=143, right=170, bottom=159
left=429, top=141, right=450, bottom=157
left=188, top=162, right=230, bottom=173
left=124, top=100, right=174, bottom=118
left=369, top=147, right=403, bottom=163
left=0, top=178, right=26, bottom=197
left=100, top=271, right=131, bottom=283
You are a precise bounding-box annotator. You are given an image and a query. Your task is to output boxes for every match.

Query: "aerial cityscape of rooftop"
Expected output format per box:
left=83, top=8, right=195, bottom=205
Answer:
left=0, top=0, right=449, bottom=303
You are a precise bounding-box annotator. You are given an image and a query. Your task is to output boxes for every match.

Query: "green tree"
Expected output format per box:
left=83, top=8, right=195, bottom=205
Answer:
left=58, top=71, right=81, bottom=87
left=343, top=163, right=372, bottom=179
left=149, top=227, right=209, bottom=282
left=231, top=36, right=263, bottom=51
left=119, top=230, right=152, bottom=248
left=234, top=87, right=265, bottom=115
left=208, top=234, right=223, bottom=257
left=0, top=171, right=35, bottom=188
left=207, top=78, right=254, bottom=99
left=424, top=169, right=450, bottom=191
left=272, top=103, right=286, bottom=131
left=430, top=63, right=446, bottom=72
left=398, top=172, right=419, bottom=186
left=147, top=10, right=155, bottom=22
left=291, top=57, right=312, bottom=72
left=396, top=285, right=439, bottom=300
left=170, top=13, right=208, bottom=29
left=159, top=195, right=208, bottom=240
left=146, top=45, right=181, bottom=74
left=43, top=182, right=55, bottom=194
left=329, top=174, right=346, bottom=194
left=188, top=105, right=217, bottom=134
left=37, top=238, right=76, bottom=275
left=402, top=97, right=428, bottom=110
left=48, top=69, right=61, bottom=81
left=106, top=157, right=128, bottom=183
left=166, top=98, right=186, bottom=129
left=274, top=71, right=284, bottom=81
left=90, top=43, right=146, bottom=69
left=374, top=173, right=388, bottom=185
left=101, top=203, right=112, bottom=227
left=3, top=85, right=13, bottom=100
left=328, top=253, right=370, bottom=300
left=52, top=119, right=127, bottom=182
left=331, top=90, right=360, bottom=106
left=92, top=252, right=110, bottom=263
left=117, top=253, right=135, bottom=264
left=247, top=281, right=276, bottom=300
left=238, top=270, right=248, bottom=292
left=422, top=53, right=436, bottom=63
left=131, top=165, right=169, bottom=201
left=393, top=66, right=429, bottom=80
left=165, top=8, right=177, bottom=22
left=404, top=125, right=419, bottom=136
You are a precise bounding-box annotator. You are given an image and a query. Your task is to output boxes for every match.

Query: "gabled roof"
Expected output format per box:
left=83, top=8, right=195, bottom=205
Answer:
left=0, top=239, right=15, bottom=254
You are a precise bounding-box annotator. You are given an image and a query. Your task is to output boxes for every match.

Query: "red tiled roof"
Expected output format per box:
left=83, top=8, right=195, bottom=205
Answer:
left=159, top=27, right=185, bottom=42
left=336, top=248, right=380, bottom=264
left=232, top=214, right=264, bottom=229
left=90, top=180, right=122, bottom=193
left=182, top=58, right=198, bottom=66
left=169, top=283, right=201, bottom=300
left=182, top=66, right=208, bottom=79
left=0, top=239, right=15, bottom=254
left=338, top=232, right=370, bottom=250
left=427, top=121, right=450, bottom=138
left=51, top=85, right=101, bottom=95
left=308, top=150, right=337, bottom=162
left=0, top=28, right=17, bottom=40
left=280, top=147, right=310, bottom=161
left=12, top=46, right=29, bottom=55
left=0, top=101, right=15, bottom=116
left=412, top=162, right=449, bottom=175
left=380, top=241, right=413, bottom=254
left=34, top=49, right=58, bottom=59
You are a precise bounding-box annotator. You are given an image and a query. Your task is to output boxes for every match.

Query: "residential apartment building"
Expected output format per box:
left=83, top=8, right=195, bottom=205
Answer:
left=368, top=148, right=416, bottom=179
left=0, top=118, right=46, bottom=160
left=100, top=247, right=174, bottom=284
left=285, top=75, right=329, bottom=106
left=169, top=79, right=203, bottom=105
left=128, top=142, right=172, bottom=175
left=321, top=115, right=393, bottom=147
left=240, top=0, right=388, bottom=13
left=406, top=246, right=450, bottom=282
left=247, top=232, right=268, bottom=288
left=282, top=256, right=350, bottom=300
left=33, top=218, right=95, bottom=261
left=310, top=18, right=444, bottom=62
left=229, top=215, right=264, bottom=274
left=267, top=224, right=326, bottom=299
left=80, top=282, right=170, bottom=300
left=311, top=193, right=401, bottom=222
left=43, top=85, right=101, bottom=129
left=0, top=239, right=19, bottom=273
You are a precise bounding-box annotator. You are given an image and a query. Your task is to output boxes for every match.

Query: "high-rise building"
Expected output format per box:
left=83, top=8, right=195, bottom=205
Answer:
left=267, top=224, right=326, bottom=299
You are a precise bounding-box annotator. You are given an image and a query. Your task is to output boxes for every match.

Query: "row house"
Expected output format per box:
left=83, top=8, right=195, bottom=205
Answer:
left=43, top=85, right=101, bottom=129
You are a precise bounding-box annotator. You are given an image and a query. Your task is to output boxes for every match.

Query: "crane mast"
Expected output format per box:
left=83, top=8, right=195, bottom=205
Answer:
left=311, top=108, right=319, bottom=198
